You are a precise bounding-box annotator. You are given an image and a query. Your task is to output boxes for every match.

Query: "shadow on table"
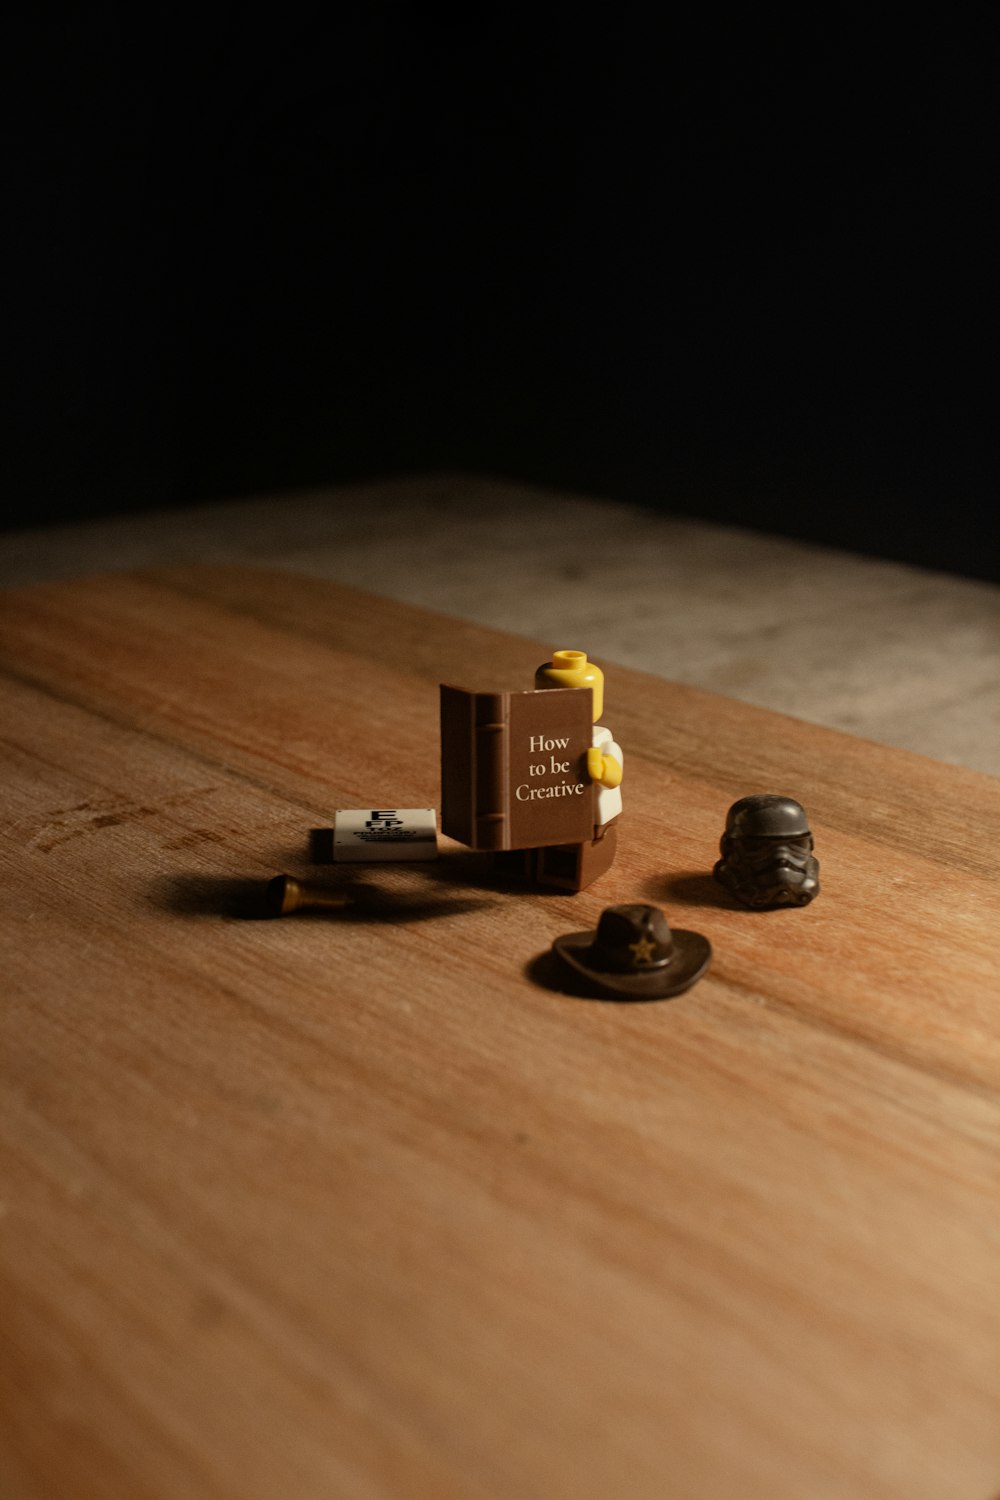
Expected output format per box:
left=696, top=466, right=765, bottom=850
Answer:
left=154, top=871, right=499, bottom=923
left=644, top=870, right=742, bottom=910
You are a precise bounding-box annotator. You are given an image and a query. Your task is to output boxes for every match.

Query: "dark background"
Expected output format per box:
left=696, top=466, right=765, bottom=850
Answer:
left=7, top=10, right=997, bottom=578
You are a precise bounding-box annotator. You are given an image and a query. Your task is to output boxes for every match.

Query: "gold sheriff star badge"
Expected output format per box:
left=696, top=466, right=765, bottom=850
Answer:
left=629, top=934, right=658, bottom=965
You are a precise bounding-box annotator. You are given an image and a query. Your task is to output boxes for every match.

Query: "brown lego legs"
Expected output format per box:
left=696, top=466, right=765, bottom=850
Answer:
left=491, top=822, right=619, bottom=893
left=534, top=823, right=618, bottom=892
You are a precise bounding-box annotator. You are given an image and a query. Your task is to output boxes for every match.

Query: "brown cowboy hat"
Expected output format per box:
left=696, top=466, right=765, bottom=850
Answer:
left=552, top=903, right=711, bottom=1000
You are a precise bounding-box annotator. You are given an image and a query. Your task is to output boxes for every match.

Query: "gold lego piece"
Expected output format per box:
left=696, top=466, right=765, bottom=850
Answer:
left=265, top=875, right=354, bottom=917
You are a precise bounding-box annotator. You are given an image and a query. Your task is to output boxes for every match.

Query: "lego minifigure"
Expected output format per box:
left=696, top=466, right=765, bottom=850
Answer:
left=531, top=649, right=622, bottom=889
left=713, top=795, right=820, bottom=908
left=552, top=903, right=711, bottom=999
left=439, top=648, right=621, bottom=891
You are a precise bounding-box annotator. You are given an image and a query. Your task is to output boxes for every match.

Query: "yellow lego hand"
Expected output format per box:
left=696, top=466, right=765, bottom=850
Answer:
left=599, top=753, right=623, bottom=789
left=587, top=749, right=623, bottom=788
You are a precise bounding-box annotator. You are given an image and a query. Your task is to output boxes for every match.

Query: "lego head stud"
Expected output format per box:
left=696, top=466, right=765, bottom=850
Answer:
left=713, top=795, right=820, bottom=908
left=535, top=649, right=604, bottom=722
left=553, top=903, right=712, bottom=1000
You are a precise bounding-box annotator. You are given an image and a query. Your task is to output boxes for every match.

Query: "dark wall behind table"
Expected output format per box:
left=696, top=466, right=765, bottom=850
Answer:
left=8, top=11, right=997, bottom=579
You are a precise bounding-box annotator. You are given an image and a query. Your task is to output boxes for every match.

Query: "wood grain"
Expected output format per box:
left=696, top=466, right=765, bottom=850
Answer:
left=1, top=566, right=998, bottom=1500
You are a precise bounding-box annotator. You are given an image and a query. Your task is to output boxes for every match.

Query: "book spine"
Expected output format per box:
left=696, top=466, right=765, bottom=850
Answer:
left=440, top=685, right=472, bottom=845
left=472, top=692, right=509, bottom=851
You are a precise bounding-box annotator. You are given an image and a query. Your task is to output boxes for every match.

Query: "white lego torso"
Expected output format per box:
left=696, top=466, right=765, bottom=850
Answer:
left=593, top=723, right=623, bottom=824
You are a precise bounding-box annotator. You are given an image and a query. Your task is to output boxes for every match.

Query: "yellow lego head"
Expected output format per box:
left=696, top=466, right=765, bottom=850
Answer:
left=535, top=648, right=604, bottom=722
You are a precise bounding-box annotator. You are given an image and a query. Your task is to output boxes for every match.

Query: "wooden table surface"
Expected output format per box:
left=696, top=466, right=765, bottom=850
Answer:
left=1, top=567, right=998, bottom=1500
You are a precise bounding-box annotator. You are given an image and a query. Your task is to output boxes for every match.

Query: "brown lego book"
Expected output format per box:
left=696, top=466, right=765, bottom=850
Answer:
left=440, top=684, right=596, bottom=851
